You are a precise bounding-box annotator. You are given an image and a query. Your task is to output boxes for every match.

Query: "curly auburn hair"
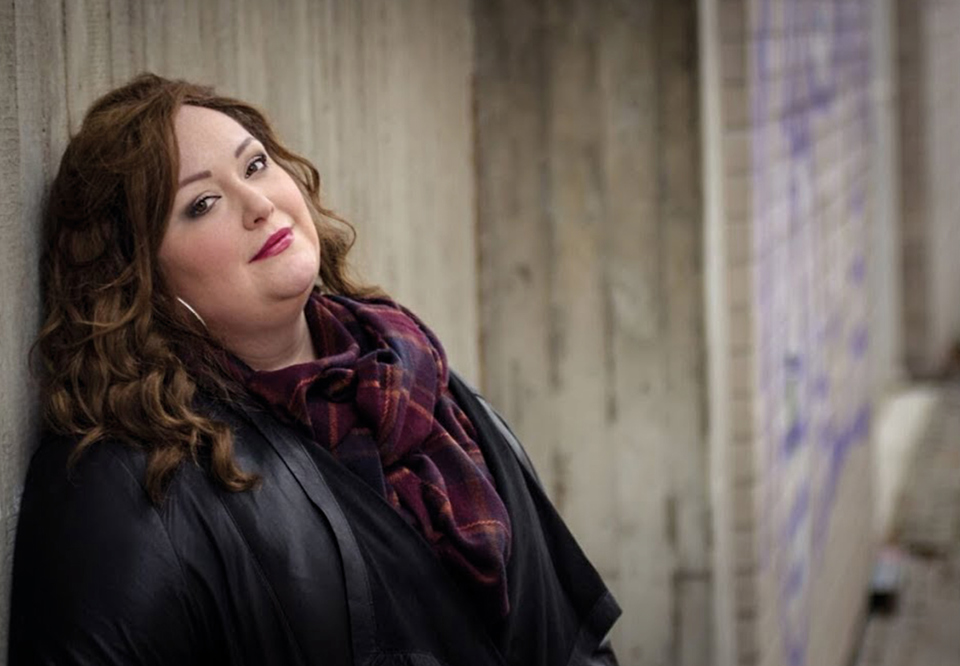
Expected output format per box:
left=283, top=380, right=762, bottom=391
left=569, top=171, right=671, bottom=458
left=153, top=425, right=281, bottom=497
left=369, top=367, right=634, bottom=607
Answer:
left=37, top=73, right=380, bottom=503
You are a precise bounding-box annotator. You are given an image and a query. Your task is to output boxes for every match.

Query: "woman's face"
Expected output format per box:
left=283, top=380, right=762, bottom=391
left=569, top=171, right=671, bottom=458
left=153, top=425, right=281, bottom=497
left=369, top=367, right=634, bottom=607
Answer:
left=159, top=105, right=321, bottom=338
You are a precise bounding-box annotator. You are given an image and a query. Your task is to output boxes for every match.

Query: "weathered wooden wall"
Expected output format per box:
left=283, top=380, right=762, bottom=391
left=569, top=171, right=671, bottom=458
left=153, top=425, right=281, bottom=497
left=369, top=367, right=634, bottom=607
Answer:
left=0, top=1, right=476, bottom=658
left=474, top=2, right=709, bottom=663
left=898, top=0, right=960, bottom=378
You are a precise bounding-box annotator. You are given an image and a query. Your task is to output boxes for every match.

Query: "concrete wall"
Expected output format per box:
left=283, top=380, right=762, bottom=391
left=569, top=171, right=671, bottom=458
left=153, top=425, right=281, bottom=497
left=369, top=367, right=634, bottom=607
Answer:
left=474, top=2, right=709, bottom=663
left=898, top=0, right=960, bottom=378
left=0, top=1, right=476, bottom=659
left=702, top=0, right=879, bottom=664
left=4, top=2, right=922, bottom=664
left=868, top=0, right=903, bottom=395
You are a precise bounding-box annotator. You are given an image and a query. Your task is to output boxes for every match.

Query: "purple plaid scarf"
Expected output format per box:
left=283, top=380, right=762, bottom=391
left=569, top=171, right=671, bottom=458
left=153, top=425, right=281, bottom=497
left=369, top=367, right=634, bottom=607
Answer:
left=241, top=293, right=512, bottom=616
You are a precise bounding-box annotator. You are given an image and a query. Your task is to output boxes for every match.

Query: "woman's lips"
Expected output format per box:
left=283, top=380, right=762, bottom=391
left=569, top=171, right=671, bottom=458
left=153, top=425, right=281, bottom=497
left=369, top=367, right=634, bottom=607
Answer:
left=251, top=228, right=293, bottom=262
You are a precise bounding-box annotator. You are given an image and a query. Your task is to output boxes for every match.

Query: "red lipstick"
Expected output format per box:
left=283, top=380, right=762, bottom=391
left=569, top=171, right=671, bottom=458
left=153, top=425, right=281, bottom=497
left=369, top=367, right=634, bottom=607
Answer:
left=251, top=228, right=293, bottom=262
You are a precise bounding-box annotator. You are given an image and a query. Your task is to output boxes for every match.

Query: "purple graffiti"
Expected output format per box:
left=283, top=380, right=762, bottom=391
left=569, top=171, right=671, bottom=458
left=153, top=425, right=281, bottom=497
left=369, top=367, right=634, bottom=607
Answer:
left=784, top=483, right=811, bottom=542
left=849, top=253, right=867, bottom=285
left=752, top=0, right=873, bottom=664
left=850, top=324, right=869, bottom=359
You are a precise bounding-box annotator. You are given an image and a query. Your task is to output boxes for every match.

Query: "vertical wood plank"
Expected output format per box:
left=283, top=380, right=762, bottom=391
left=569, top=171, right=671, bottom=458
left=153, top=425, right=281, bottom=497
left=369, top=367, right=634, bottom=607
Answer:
left=259, top=0, right=312, bottom=149
left=545, top=0, right=618, bottom=568
left=658, top=4, right=712, bottom=665
left=16, top=0, right=68, bottom=172
left=199, top=0, right=238, bottom=93
left=599, top=1, right=676, bottom=660
left=0, top=0, right=23, bottom=654
left=109, top=0, right=145, bottom=84
left=63, top=0, right=112, bottom=133
left=474, top=0, right=560, bottom=495
left=233, top=0, right=268, bottom=103
left=0, top=0, right=68, bottom=655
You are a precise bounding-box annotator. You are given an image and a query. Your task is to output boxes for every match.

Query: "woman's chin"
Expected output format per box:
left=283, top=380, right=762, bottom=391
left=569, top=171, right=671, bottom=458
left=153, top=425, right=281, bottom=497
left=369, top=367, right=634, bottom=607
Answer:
left=264, top=257, right=321, bottom=300
left=275, top=275, right=320, bottom=302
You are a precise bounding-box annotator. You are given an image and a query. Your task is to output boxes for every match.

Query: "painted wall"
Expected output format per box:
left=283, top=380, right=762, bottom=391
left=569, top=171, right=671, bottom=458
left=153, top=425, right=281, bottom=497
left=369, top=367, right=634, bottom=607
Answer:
left=898, top=0, right=960, bottom=378
left=703, top=0, right=879, bottom=664
left=474, top=2, right=710, bottom=663
left=0, top=0, right=476, bottom=658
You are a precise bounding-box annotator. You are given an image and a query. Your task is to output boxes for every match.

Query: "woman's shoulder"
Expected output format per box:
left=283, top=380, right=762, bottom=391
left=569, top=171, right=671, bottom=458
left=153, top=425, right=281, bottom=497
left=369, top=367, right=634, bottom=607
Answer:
left=23, top=431, right=209, bottom=521
left=20, top=423, right=271, bottom=549
left=21, top=433, right=152, bottom=525
left=28, top=430, right=145, bottom=482
left=10, top=434, right=203, bottom=664
left=15, top=431, right=229, bottom=601
left=11, top=418, right=348, bottom=665
left=446, top=372, right=543, bottom=487
left=16, top=432, right=200, bottom=579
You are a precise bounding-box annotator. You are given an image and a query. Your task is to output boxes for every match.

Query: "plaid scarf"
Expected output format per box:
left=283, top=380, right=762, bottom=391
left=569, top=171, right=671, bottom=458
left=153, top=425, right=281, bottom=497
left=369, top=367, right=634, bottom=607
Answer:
left=241, top=293, right=512, bottom=617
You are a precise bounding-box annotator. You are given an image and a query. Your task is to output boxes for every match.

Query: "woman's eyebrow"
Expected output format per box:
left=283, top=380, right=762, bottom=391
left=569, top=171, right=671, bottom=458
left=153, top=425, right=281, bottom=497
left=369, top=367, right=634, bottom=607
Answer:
left=178, top=170, right=211, bottom=189
left=234, top=136, right=254, bottom=157
left=178, top=137, right=257, bottom=189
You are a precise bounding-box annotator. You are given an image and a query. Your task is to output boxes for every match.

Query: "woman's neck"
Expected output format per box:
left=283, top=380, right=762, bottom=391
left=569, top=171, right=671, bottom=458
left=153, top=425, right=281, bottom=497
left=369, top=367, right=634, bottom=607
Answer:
left=225, top=311, right=317, bottom=371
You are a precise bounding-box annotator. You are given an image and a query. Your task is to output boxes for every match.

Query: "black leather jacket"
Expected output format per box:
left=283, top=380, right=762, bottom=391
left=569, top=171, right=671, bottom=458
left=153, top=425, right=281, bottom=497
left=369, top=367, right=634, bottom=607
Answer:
left=9, top=374, right=619, bottom=665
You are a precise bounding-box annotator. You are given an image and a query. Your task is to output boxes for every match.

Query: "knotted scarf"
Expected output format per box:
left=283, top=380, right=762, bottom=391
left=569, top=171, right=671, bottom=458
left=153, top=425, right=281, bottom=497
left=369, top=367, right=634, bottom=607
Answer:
left=241, top=293, right=512, bottom=617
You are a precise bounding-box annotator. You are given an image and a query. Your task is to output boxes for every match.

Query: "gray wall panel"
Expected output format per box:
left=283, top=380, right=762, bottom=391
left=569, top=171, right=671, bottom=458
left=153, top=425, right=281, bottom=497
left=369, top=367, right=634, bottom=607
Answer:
left=474, top=1, right=708, bottom=662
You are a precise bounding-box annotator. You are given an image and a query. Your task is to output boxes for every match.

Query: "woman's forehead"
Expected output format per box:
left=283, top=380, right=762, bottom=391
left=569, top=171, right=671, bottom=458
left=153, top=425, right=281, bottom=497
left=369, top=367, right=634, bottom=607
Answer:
left=174, top=106, right=251, bottom=161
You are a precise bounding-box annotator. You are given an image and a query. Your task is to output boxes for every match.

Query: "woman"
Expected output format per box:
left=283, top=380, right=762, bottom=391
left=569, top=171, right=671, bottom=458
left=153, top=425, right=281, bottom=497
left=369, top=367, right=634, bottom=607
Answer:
left=9, top=74, right=619, bottom=666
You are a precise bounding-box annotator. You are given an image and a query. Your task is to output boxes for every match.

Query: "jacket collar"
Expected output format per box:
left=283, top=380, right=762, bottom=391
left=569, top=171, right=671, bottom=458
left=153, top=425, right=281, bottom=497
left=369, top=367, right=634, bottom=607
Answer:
left=242, top=406, right=377, bottom=666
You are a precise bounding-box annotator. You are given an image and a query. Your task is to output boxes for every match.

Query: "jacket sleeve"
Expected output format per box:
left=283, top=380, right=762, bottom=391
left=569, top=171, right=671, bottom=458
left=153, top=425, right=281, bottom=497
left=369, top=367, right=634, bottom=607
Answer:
left=479, top=394, right=623, bottom=666
left=449, top=373, right=623, bottom=666
left=8, top=438, right=202, bottom=666
left=587, top=638, right=620, bottom=666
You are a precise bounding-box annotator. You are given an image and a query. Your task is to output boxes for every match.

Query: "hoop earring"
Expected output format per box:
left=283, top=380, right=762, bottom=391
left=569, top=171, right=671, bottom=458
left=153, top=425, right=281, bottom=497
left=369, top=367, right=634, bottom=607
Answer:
left=177, top=297, right=207, bottom=328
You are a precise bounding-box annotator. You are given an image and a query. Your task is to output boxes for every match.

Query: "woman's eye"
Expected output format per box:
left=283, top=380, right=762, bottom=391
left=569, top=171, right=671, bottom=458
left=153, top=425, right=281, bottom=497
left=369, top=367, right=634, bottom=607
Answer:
left=188, top=195, right=220, bottom=218
left=246, top=154, right=268, bottom=178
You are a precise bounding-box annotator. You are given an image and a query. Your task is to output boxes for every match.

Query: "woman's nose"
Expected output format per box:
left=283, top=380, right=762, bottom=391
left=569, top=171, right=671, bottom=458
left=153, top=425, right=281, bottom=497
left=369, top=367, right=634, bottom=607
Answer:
left=240, top=185, right=276, bottom=230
